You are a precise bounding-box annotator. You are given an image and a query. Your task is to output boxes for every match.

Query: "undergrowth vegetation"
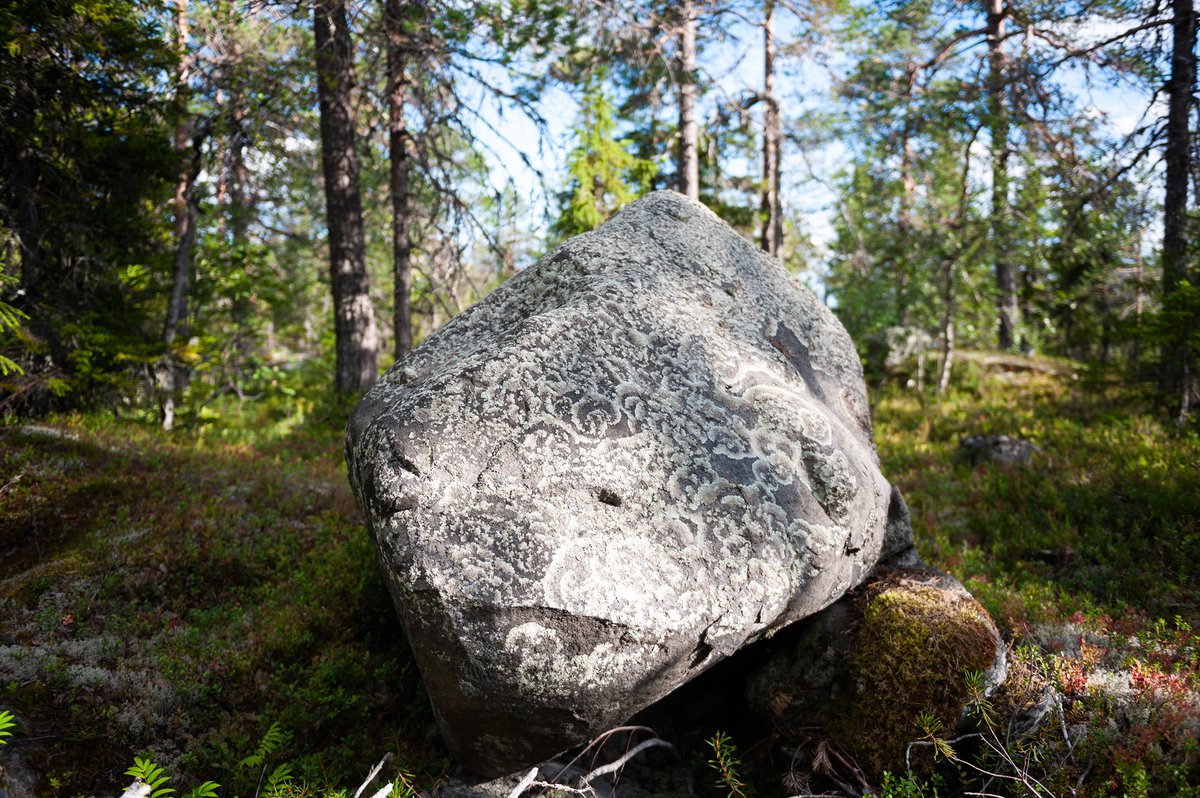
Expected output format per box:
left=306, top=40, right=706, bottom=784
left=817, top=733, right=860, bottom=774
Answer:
left=868, top=360, right=1200, bottom=796
left=0, top=395, right=447, bottom=796
left=1, top=357, right=1198, bottom=796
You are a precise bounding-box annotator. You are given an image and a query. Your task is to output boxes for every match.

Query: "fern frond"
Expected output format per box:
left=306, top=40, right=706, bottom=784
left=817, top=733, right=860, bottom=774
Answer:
left=237, top=753, right=263, bottom=771
left=259, top=722, right=291, bottom=759
left=265, top=763, right=294, bottom=792
left=239, top=721, right=291, bottom=772
left=0, top=710, right=15, bottom=745
left=124, top=756, right=176, bottom=798
left=182, top=781, right=220, bottom=798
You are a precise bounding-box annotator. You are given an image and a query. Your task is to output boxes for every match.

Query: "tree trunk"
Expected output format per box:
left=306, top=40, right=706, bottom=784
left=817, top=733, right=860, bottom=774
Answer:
left=1161, top=0, right=1196, bottom=414
left=314, top=0, right=378, bottom=394
left=228, top=50, right=250, bottom=243
left=677, top=0, right=699, bottom=201
left=213, top=88, right=228, bottom=238
left=938, top=259, right=955, bottom=395
left=162, top=140, right=202, bottom=430
left=14, top=155, right=43, bottom=305
left=896, top=65, right=916, bottom=326
left=387, top=0, right=414, bottom=360
left=986, top=0, right=1018, bottom=351
left=162, top=0, right=193, bottom=431
left=760, top=0, right=782, bottom=256
left=226, top=35, right=255, bottom=368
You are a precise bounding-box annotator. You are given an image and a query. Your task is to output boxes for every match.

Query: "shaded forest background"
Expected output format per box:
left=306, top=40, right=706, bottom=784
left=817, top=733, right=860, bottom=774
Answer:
left=0, top=0, right=1196, bottom=423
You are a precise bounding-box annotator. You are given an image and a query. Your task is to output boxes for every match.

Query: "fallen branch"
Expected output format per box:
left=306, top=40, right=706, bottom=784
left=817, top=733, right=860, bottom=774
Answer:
left=579, top=737, right=674, bottom=786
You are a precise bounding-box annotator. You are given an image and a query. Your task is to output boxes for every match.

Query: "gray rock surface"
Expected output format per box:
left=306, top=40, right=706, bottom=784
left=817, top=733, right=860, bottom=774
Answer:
left=345, top=191, right=906, bottom=776
left=958, top=434, right=1039, bottom=466
left=0, top=744, right=37, bottom=798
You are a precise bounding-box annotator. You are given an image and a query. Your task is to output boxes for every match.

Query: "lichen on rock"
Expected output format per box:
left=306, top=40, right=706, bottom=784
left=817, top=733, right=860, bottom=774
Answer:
left=345, top=190, right=907, bottom=776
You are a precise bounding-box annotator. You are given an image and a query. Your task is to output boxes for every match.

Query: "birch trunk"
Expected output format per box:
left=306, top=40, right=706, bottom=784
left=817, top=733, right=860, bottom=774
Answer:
left=677, top=0, right=699, bottom=201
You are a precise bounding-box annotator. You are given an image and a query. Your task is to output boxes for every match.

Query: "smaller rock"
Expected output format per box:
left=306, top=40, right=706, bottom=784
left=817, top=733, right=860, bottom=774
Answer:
left=958, top=434, right=1039, bottom=466
left=0, top=745, right=37, bottom=798
left=880, top=486, right=920, bottom=566
left=746, top=565, right=1006, bottom=781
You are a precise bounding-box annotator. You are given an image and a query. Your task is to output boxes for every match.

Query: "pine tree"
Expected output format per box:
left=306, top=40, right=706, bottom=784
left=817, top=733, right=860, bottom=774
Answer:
left=551, top=74, right=654, bottom=240
left=313, top=0, right=378, bottom=394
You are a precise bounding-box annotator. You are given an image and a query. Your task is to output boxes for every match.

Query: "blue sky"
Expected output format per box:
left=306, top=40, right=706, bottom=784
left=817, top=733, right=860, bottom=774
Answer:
left=468, top=6, right=1167, bottom=268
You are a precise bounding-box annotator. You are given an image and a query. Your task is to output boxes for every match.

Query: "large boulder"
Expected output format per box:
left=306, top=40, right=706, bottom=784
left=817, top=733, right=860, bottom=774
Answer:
left=345, top=191, right=908, bottom=776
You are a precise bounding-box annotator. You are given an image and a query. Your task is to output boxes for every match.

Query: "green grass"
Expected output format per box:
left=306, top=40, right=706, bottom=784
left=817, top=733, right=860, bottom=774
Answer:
left=0, top=404, right=446, bottom=796
left=873, top=366, right=1200, bottom=632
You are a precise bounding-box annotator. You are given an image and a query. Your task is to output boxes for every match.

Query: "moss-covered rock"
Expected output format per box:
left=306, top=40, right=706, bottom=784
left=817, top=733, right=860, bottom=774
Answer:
left=837, top=574, right=1003, bottom=777
left=746, top=565, right=1006, bottom=781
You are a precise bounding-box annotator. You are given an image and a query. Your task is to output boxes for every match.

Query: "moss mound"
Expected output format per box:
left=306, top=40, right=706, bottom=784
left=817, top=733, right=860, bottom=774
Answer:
left=835, top=579, right=999, bottom=779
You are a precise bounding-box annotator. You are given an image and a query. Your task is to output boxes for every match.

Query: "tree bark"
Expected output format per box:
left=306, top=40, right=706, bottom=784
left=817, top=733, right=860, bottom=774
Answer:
left=896, top=64, right=916, bottom=326
left=226, top=34, right=255, bottom=366
left=677, top=0, right=699, bottom=201
left=938, top=259, right=955, bottom=395
left=387, top=0, right=415, bottom=360
left=1161, top=0, right=1196, bottom=414
left=314, top=0, right=378, bottom=393
left=162, top=0, right=193, bottom=431
left=760, top=0, right=782, bottom=256
left=14, top=155, right=43, bottom=305
left=986, top=0, right=1018, bottom=351
left=228, top=45, right=251, bottom=243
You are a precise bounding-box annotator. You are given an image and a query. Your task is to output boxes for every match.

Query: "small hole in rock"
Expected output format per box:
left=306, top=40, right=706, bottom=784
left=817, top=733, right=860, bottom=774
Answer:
left=597, top=488, right=623, bottom=507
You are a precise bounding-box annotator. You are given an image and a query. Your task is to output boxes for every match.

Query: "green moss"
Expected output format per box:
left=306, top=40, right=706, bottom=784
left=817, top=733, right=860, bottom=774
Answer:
left=834, top=581, right=997, bottom=780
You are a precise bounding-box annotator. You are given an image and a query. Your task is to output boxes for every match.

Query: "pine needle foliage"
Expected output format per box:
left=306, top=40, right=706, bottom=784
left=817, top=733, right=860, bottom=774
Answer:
left=550, top=70, right=654, bottom=242
left=705, top=731, right=749, bottom=798
left=0, top=265, right=26, bottom=376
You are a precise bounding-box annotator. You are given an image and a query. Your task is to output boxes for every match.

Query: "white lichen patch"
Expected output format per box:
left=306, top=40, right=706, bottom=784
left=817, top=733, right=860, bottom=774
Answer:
left=501, top=622, right=652, bottom=701
left=542, top=537, right=691, bottom=626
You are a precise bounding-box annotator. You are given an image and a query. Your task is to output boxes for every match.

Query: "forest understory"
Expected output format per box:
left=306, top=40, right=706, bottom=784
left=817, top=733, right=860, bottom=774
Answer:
left=1, top=356, right=1197, bottom=798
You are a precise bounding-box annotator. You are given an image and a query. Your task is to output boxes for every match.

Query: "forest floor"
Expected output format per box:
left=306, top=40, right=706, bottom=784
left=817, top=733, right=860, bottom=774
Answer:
left=0, top=357, right=1198, bottom=797
left=871, top=360, right=1200, bottom=796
